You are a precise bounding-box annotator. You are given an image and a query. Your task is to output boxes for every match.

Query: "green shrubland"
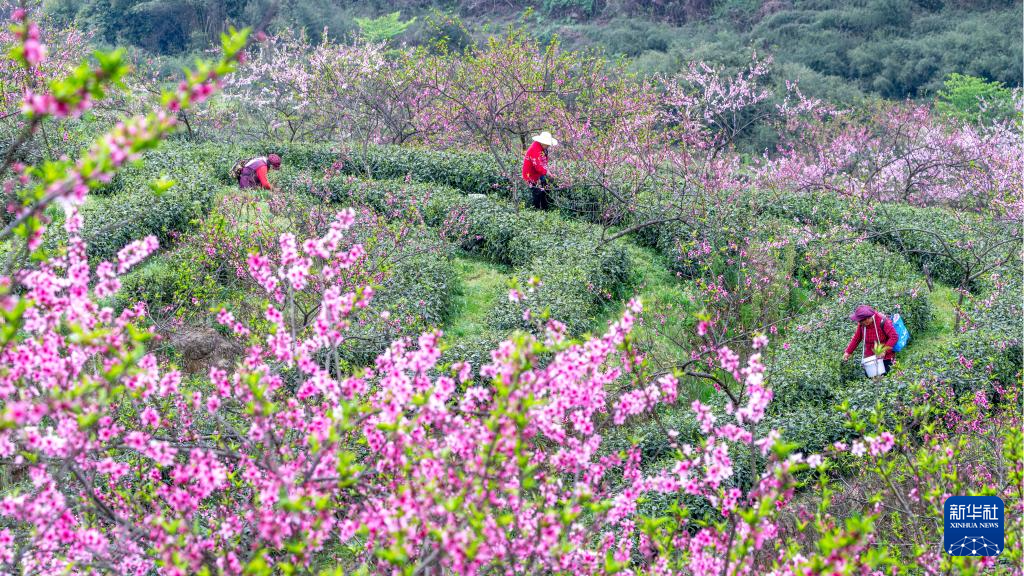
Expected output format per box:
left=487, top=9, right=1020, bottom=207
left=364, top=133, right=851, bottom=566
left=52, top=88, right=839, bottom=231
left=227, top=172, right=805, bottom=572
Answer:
left=1, top=8, right=1020, bottom=572
left=283, top=171, right=634, bottom=336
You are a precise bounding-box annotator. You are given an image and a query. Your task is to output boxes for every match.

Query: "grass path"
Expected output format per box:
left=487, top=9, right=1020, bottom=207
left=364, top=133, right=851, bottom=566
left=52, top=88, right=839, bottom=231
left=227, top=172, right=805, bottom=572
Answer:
left=891, top=283, right=958, bottom=372
left=445, top=253, right=512, bottom=341
left=596, top=242, right=716, bottom=402
left=441, top=224, right=956, bottom=385
left=442, top=240, right=700, bottom=377
left=605, top=243, right=962, bottom=393
left=596, top=242, right=696, bottom=356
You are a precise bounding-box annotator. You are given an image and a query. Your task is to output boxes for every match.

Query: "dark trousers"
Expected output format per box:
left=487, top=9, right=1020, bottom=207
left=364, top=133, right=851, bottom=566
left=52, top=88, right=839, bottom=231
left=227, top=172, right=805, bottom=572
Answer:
left=529, top=176, right=551, bottom=210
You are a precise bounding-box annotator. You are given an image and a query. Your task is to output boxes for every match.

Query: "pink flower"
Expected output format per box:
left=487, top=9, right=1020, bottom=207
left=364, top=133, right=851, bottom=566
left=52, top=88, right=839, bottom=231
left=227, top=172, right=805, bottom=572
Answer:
left=140, top=407, right=160, bottom=429
left=23, top=38, right=45, bottom=66
left=286, top=260, right=310, bottom=291
left=691, top=400, right=716, bottom=433
left=866, top=432, right=895, bottom=456
left=0, top=528, right=13, bottom=563
left=717, top=346, right=740, bottom=377
left=755, top=430, right=780, bottom=455
left=453, top=362, right=472, bottom=383
left=216, top=308, right=236, bottom=327
left=752, top=334, right=769, bottom=349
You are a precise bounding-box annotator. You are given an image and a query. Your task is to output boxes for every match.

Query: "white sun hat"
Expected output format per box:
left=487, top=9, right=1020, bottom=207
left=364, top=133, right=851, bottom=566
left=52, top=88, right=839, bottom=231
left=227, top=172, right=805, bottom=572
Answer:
left=532, top=131, right=558, bottom=146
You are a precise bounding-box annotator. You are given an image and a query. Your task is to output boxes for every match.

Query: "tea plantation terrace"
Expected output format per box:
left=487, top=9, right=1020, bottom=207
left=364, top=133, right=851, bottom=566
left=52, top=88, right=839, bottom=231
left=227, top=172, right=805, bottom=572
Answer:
left=63, top=142, right=1022, bottom=467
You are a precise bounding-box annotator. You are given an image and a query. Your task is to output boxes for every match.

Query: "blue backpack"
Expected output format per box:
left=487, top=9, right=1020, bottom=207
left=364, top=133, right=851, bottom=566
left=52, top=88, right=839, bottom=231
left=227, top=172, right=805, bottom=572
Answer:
left=890, top=313, right=910, bottom=352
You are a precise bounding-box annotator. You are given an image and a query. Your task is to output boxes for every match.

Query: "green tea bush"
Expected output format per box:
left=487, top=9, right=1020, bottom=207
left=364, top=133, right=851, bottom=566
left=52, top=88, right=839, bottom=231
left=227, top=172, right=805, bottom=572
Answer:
left=971, top=275, right=1023, bottom=339
left=862, top=204, right=1021, bottom=290
left=629, top=199, right=694, bottom=275
left=490, top=246, right=632, bottom=335
left=285, top=171, right=619, bottom=267
left=114, top=253, right=182, bottom=312
left=280, top=174, right=509, bottom=256
left=839, top=370, right=915, bottom=421
left=762, top=192, right=1022, bottom=291
left=342, top=239, right=458, bottom=365
left=759, top=191, right=848, bottom=227
left=77, top=181, right=218, bottom=262
left=113, top=241, right=237, bottom=322
left=110, top=237, right=251, bottom=330
left=902, top=330, right=1023, bottom=399
left=113, top=211, right=457, bottom=367
left=40, top=143, right=227, bottom=262
left=109, top=142, right=312, bottom=189
left=286, top=173, right=633, bottom=337
left=798, top=228, right=923, bottom=289
left=237, top=142, right=510, bottom=195
left=759, top=404, right=851, bottom=455
left=342, top=145, right=511, bottom=195
left=390, top=248, right=456, bottom=330
left=95, top=139, right=264, bottom=194
left=251, top=144, right=338, bottom=175
left=628, top=192, right=772, bottom=277
left=159, top=141, right=615, bottom=219
left=440, top=333, right=504, bottom=375
left=764, top=271, right=932, bottom=453
left=96, top=146, right=210, bottom=196
left=483, top=207, right=632, bottom=336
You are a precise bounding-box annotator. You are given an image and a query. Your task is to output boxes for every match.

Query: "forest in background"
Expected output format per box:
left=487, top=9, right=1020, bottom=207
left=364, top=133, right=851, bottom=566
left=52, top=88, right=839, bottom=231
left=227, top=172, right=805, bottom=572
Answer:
left=41, top=0, right=1023, bottom=102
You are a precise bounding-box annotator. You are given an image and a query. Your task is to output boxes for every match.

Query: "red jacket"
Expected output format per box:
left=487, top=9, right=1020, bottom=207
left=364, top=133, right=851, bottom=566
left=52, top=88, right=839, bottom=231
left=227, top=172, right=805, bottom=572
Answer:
left=522, top=141, right=548, bottom=184
left=845, top=312, right=898, bottom=360
left=255, top=165, right=271, bottom=189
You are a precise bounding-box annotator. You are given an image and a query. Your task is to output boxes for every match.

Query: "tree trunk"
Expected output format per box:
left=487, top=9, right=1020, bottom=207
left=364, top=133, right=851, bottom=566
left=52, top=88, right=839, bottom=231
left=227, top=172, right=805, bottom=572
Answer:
left=954, top=281, right=967, bottom=333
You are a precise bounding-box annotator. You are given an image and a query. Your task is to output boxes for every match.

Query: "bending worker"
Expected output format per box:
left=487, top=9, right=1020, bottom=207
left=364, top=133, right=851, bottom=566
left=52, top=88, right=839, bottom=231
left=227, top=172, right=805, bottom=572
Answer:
left=239, top=154, right=282, bottom=190
left=843, top=305, right=898, bottom=375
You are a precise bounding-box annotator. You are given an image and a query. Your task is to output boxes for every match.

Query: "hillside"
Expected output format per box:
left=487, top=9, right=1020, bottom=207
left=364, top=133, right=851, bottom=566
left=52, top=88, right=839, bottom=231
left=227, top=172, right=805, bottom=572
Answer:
left=9, top=130, right=1017, bottom=571
left=46, top=0, right=1023, bottom=100
left=0, top=6, right=1021, bottom=575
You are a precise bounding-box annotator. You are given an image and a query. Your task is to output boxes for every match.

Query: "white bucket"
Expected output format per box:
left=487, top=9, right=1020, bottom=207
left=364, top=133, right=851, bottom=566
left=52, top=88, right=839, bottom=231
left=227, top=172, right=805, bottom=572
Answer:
left=861, top=355, right=886, bottom=377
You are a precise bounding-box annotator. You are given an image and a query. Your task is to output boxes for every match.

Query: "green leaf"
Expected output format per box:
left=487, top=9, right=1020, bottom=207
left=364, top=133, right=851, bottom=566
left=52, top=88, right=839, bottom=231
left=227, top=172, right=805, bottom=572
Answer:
left=149, top=177, right=176, bottom=195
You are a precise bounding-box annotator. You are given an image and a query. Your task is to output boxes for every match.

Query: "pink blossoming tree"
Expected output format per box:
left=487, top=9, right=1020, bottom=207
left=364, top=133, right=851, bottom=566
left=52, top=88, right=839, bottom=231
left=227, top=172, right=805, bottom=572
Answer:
left=0, top=10, right=1019, bottom=576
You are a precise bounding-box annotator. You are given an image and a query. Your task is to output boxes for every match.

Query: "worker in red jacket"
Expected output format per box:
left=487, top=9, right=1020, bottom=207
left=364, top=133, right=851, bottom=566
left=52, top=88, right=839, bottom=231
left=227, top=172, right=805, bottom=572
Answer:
left=522, top=131, right=557, bottom=209
left=843, top=305, right=899, bottom=374
left=239, top=154, right=281, bottom=190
